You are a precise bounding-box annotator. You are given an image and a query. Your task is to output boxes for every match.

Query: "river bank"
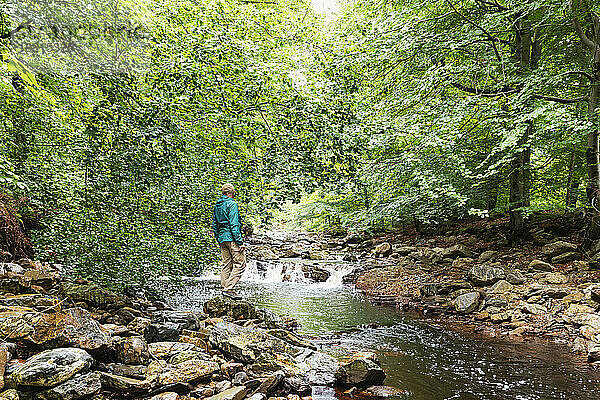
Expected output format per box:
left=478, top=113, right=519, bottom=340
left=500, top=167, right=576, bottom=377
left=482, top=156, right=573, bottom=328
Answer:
left=0, top=260, right=393, bottom=400
left=249, top=213, right=600, bottom=365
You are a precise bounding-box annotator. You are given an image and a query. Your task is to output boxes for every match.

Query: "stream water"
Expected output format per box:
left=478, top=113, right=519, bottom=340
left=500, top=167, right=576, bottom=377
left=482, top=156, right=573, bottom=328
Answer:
left=159, top=258, right=600, bottom=400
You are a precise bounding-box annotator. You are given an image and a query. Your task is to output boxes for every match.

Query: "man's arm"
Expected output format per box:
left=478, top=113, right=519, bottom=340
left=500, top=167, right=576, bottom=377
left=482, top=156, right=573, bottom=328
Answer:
left=229, top=202, right=244, bottom=245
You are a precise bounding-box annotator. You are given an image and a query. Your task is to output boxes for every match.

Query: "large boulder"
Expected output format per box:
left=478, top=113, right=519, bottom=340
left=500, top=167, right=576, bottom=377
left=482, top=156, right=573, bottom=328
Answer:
left=144, top=322, right=181, bottom=343
left=36, top=372, right=101, bottom=400
left=57, top=282, right=126, bottom=309
left=341, top=352, right=385, bottom=388
left=10, top=348, right=93, bottom=387
left=147, top=359, right=219, bottom=386
left=373, top=243, right=392, bottom=257
left=115, top=337, right=150, bottom=365
left=210, top=322, right=344, bottom=392
left=542, top=241, right=577, bottom=259
left=203, top=297, right=258, bottom=320
left=438, top=244, right=474, bottom=260
left=205, top=386, right=248, bottom=400
left=0, top=307, right=109, bottom=350
left=151, top=310, right=204, bottom=331
left=148, top=342, right=199, bottom=359
left=301, top=265, right=330, bottom=283
left=0, top=294, right=61, bottom=311
left=466, top=265, right=505, bottom=286
left=529, top=260, right=553, bottom=272
left=454, top=292, right=482, bottom=314
left=99, top=372, right=151, bottom=392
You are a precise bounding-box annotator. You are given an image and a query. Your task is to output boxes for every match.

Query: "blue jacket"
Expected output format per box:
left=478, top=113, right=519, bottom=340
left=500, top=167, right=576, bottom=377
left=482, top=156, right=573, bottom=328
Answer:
left=212, top=195, right=243, bottom=244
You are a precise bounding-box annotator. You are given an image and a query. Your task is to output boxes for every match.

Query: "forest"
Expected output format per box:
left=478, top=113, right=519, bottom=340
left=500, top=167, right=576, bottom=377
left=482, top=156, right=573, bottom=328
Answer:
left=1, top=0, right=600, bottom=288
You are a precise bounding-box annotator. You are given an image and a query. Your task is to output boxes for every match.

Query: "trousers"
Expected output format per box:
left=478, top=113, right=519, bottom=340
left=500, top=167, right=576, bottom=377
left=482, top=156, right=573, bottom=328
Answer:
left=220, top=241, right=246, bottom=290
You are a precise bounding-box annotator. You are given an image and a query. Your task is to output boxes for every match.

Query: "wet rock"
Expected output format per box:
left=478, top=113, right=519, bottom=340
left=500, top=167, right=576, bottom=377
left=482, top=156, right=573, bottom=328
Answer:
left=247, top=394, right=266, bottom=400
left=35, top=372, right=101, bottom=400
left=0, top=345, right=11, bottom=390
left=305, top=250, right=328, bottom=260
left=506, top=270, right=526, bottom=285
left=342, top=253, right=358, bottom=262
left=0, top=294, right=61, bottom=311
left=11, top=348, right=93, bottom=387
left=206, top=386, right=247, bottom=400
left=266, top=329, right=317, bottom=350
left=395, top=246, right=417, bottom=256
left=115, top=337, right=150, bottom=365
left=168, top=350, right=207, bottom=365
left=148, top=342, right=198, bottom=359
left=568, top=313, right=600, bottom=330
left=521, top=303, right=548, bottom=315
left=204, top=297, right=258, bottom=320
left=527, top=285, right=569, bottom=299
left=361, top=386, right=409, bottom=398
left=542, top=241, right=577, bottom=259
left=152, top=310, right=204, bottom=331
left=99, top=372, right=151, bottom=392
left=144, top=322, right=181, bottom=343
left=127, top=317, right=151, bottom=335
left=233, top=372, right=248, bottom=386
left=488, top=280, right=512, bottom=294
left=490, top=311, right=512, bottom=323
left=591, top=286, right=600, bottom=304
left=539, top=273, right=568, bottom=285
left=23, top=270, right=55, bottom=290
left=149, top=393, right=179, bottom=400
left=210, top=322, right=343, bottom=391
left=478, top=251, right=498, bottom=263
left=251, top=370, right=284, bottom=395
left=552, top=252, right=579, bottom=264
left=344, top=233, right=365, bottom=245
left=214, top=380, right=233, bottom=393
left=567, top=304, right=596, bottom=314
left=301, top=266, right=330, bottom=283
left=454, top=292, right=482, bottom=314
left=341, top=352, right=385, bottom=388
left=529, top=260, right=553, bottom=272
left=588, top=342, right=600, bottom=363
left=466, top=265, right=505, bottom=286
left=105, top=364, right=147, bottom=380
left=256, top=308, right=300, bottom=331
left=373, top=243, right=392, bottom=257
left=103, top=324, right=128, bottom=337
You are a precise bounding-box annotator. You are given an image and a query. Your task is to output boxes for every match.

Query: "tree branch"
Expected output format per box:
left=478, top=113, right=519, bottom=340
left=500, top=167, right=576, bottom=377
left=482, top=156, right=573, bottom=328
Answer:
left=571, top=0, right=596, bottom=52
left=533, top=94, right=589, bottom=104
left=451, top=81, right=519, bottom=96
left=561, top=70, right=594, bottom=81
left=0, top=19, right=33, bottom=40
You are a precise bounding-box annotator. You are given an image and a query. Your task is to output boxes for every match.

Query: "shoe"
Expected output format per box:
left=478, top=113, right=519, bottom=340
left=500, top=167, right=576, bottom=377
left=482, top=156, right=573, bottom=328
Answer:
left=222, top=290, right=242, bottom=300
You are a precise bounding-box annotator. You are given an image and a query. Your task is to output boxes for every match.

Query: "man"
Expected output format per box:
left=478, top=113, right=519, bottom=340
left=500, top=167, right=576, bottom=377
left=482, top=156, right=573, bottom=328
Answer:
left=212, top=183, right=246, bottom=300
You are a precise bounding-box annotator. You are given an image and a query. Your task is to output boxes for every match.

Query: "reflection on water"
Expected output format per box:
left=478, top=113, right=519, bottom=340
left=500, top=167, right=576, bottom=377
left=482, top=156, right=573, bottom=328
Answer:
left=159, top=273, right=600, bottom=400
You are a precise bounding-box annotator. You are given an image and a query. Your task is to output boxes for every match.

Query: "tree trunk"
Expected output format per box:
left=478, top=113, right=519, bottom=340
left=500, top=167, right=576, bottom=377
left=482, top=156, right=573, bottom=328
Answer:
left=586, top=57, right=600, bottom=206
left=566, top=149, right=579, bottom=208
left=509, top=121, right=532, bottom=241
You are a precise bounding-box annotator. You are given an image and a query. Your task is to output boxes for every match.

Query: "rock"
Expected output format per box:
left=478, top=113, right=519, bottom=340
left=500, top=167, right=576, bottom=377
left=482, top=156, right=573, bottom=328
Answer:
left=247, top=394, right=266, bottom=400
left=151, top=310, right=204, bottom=331
left=149, top=393, right=179, bottom=400
left=10, top=348, right=93, bottom=387
left=115, top=337, right=150, bottom=365
left=588, top=342, right=600, bottom=363
left=592, top=286, right=600, bottom=303
left=344, top=233, right=365, bottom=245
left=233, top=372, right=248, bottom=386
left=0, top=264, right=24, bottom=275
left=552, top=252, right=579, bottom=264
left=542, top=241, right=577, bottom=258
left=528, top=260, right=553, bottom=272
left=0, top=345, right=10, bottom=390
left=362, top=386, right=409, bottom=398
left=438, top=244, right=474, bottom=260
left=506, top=270, right=526, bottom=285
left=488, top=280, right=512, bottom=294
left=214, top=380, right=233, bottom=393
left=205, top=386, right=247, bottom=400
left=252, top=370, right=284, bottom=395
left=155, top=360, right=219, bottom=385
left=144, top=323, right=181, bottom=343
left=341, top=352, right=385, bottom=388
left=342, top=253, right=358, bottom=262
left=0, top=307, right=110, bottom=350
left=266, top=329, right=316, bottom=350
left=568, top=313, right=600, bottom=330
left=521, top=303, right=548, bottom=315
left=0, top=390, right=18, bottom=400
left=395, top=246, right=417, bottom=256
left=35, top=372, right=101, bottom=400
left=58, top=282, right=125, bottom=309
left=204, top=297, right=258, bottom=320
left=466, top=265, right=505, bottom=286
left=105, top=364, right=147, bottom=380
left=566, top=304, right=595, bottom=314
left=23, top=270, right=55, bottom=290
left=305, top=250, right=328, bottom=260
left=373, top=243, right=392, bottom=257
left=527, top=285, right=569, bottom=299
left=454, top=292, right=482, bottom=314
left=478, top=251, right=498, bottom=263
left=127, top=317, right=151, bottom=335
left=148, top=342, right=198, bottom=359
left=301, top=266, right=330, bottom=283
left=210, top=322, right=343, bottom=391
left=539, top=273, right=568, bottom=285
left=0, top=295, right=61, bottom=311
left=99, top=372, right=151, bottom=392
left=490, top=312, right=512, bottom=323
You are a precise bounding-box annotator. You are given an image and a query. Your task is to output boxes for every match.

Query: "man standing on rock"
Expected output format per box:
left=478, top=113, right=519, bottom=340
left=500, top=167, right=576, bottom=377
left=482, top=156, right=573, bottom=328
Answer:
left=212, top=183, right=246, bottom=300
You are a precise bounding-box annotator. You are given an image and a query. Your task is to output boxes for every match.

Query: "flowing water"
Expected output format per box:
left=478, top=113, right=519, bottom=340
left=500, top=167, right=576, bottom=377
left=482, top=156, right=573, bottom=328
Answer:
left=159, top=258, right=600, bottom=400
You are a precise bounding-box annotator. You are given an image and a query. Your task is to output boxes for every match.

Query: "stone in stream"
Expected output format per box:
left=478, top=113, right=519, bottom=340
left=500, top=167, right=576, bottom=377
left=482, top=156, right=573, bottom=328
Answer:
left=506, top=270, right=526, bottom=285
left=105, top=363, right=147, bottom=380
left=301, top=265, right=330, bottom=283
left=144, top=322, right=181, bottom=343
left=266, top=329, right=317, bottom=350
left=209, top=322, right=345, bottom=392
left=150, top=359, right=220, bottom=385
left=57, top=281, right=126, bottom=309
left=204, top=297, right=258, bottom=320
left=588, top=342, right=600, bottom=363
left=0, top=390, right=18, bottom=400
left=151, top=310, right=205, bottom=331
left=149, top=393, right=179, bottom=400
left=35, top=371, right=102, bottom=400
left=0, top=294, right=61, bottom=310
left=539, top=272, right=568, bottom=285
left=148, top=342, right=199, bottom=359
left=478, top=250, right=498, bottom=263
left=541, top=241, right=577, bottom=259
left=341, top=352, right=385, bottom=388
left=373, top=243, right=392, bottom=257
left=251, top=370, right=284, bottom=396
left=488, top=280, right=512, bottom=294
left=437, top=244, right=474, bottom=260
left=521, top=303, right=548, bottom=315
left=454, top=292, right=482, bottom=314
left=10, top=348, right=93, bottom=387
left=551, top=252, right=579, bottom=264
left=361, top=385, right=409, bottom=398
left=466, top=265, right=505, bottom=286
left=99, top=372, right=152, bottom=392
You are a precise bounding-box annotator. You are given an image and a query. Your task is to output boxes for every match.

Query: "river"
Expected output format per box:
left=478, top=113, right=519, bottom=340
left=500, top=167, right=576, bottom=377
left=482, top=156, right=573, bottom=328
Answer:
left=158, top=257, right=600, bottom=400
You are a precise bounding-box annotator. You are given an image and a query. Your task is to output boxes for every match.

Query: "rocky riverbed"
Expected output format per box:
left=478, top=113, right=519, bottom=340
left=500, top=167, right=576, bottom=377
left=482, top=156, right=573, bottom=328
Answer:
left=0, top=260, right=393, bottom=400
